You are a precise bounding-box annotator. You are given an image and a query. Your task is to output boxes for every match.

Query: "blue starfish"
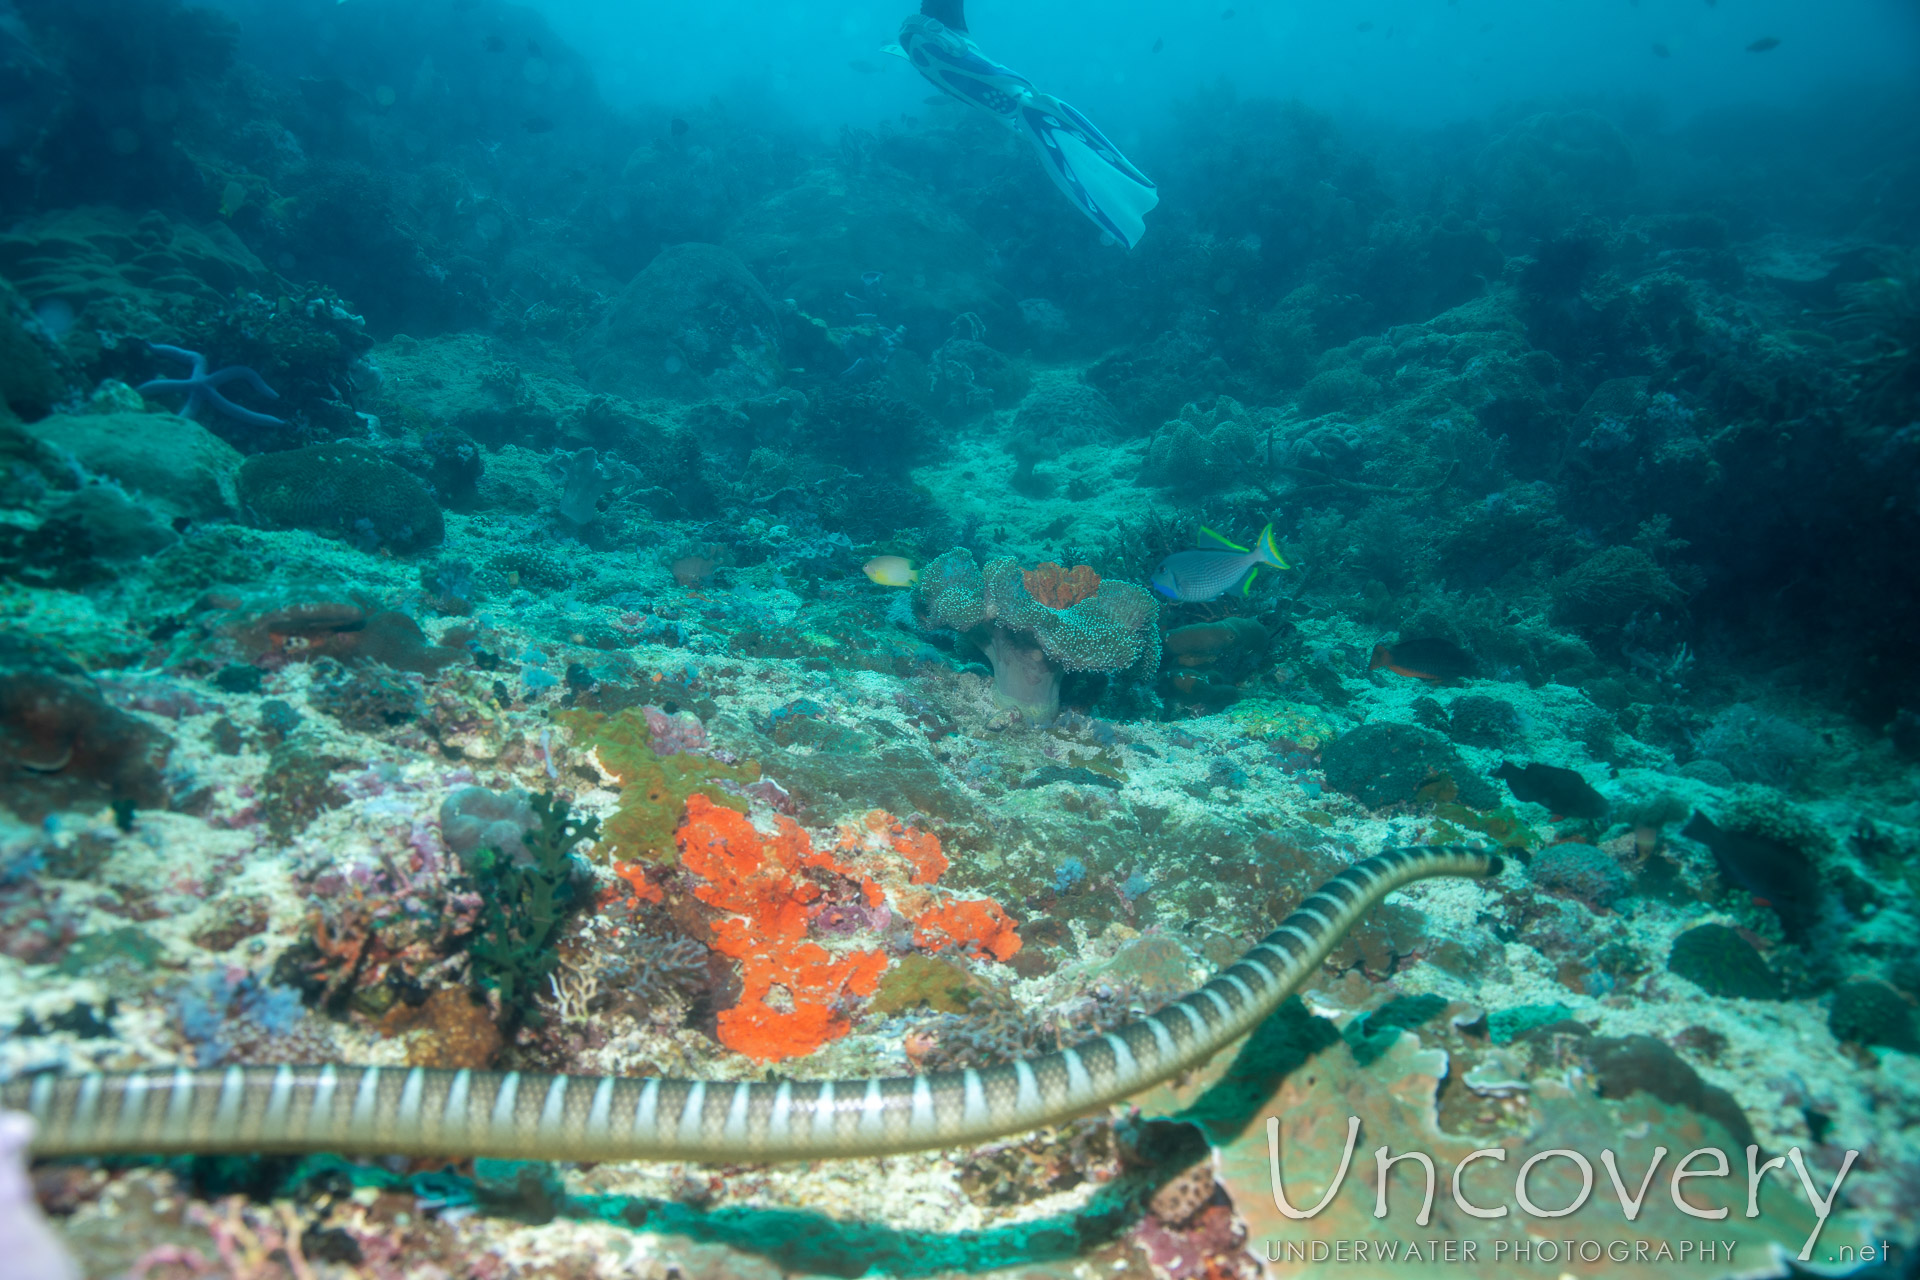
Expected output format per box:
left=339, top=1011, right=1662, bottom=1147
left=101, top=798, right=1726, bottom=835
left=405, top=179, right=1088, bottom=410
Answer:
left=136, top=343, right=286, bottom=428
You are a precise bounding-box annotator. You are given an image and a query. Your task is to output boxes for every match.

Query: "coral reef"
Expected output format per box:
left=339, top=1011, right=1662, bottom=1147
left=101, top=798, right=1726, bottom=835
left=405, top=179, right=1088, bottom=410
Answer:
left=2, top=6, right=1918, bottom=1273
left=1666, top=923, right=1783, bottom=999
left=18, top=412, right=241, bottom=522
left=439, top=786, right=538, bottom=863
left=555, top=707, right=760, bottom=863
left=1319, top=722, right=1493, bottom=809
left=237, top=444, right=445, bottom=552
left=576, top=243, right=782, bottom=400
left=1528, top=841, right=1630, bottom=908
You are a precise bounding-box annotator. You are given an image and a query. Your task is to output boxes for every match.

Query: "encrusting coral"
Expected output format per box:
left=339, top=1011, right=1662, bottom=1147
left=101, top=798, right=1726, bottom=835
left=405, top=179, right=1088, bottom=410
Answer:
left=555, top=707, right=760, bottom=863
left=675, top=797, right=1020, bottom=1062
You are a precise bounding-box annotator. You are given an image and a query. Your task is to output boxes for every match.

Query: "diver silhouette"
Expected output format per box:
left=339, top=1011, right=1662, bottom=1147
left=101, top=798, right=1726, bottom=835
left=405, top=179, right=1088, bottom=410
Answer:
left=888, top=0, right=1159, bottom=247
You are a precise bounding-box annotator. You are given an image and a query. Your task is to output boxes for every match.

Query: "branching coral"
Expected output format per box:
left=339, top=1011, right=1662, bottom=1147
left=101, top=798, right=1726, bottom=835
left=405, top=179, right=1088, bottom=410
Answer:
left=1831, top=248, right=1920, bottom=423
left=1549, top=545, right=1682, bottom=632
left=914, top=548, right=1160, bottom=721
left=284, top=829, right=482, bottom=1017
left=464, top=793, right=597, bottom=1021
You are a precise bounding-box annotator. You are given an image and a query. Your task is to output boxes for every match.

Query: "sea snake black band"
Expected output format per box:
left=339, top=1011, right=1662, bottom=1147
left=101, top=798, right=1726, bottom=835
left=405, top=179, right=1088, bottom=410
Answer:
left=5, top=846, right=1501, bottom=1161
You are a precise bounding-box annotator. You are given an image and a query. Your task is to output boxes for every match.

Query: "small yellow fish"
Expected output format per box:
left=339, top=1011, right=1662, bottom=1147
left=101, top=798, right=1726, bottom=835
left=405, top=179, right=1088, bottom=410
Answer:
left=863, top=555, right=918, bottom=587
left=219, top=180, right=247, bottom=219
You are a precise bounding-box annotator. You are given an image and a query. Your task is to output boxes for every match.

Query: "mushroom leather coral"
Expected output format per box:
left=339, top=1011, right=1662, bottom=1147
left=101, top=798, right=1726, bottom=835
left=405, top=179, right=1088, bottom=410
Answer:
left=1021, top=561, right=1101, bottom=609
left=676, top=796, right=1021, bottom=1062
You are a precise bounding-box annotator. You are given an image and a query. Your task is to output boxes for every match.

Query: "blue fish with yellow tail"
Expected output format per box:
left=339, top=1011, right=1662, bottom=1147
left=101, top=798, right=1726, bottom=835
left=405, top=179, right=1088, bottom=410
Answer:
left=1149, top=525, right=1289, bottom=602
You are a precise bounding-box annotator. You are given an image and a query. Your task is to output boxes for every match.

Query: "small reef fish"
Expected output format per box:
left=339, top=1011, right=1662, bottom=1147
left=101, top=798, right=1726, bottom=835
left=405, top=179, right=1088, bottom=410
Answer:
left=864, top=555, right=918, bottom=587
left=1369, top=637, right=1475, bottom=683
left=1747, top=37, right=1781, bottom=52
left=1495, top=761, right=1610, bottom=822
left=670, top=117, right=689, bottom=136
left=1652, top=42, right=1670, bottom=58
left=1149, top=525, right=1288, bottom=602
left=1683, top=811, right=1821, bottom=938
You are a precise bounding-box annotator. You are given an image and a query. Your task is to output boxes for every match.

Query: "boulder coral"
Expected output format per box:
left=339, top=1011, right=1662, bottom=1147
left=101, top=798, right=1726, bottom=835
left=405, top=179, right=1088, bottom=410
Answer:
left=914, top=548, right=1160, bottom=722
left=576, top=242, right=783, bottom=400
left=19, top=412, right=241, bottom=522
left=1140, top=395, right=1267, bottom=494
left=238, top=444, right=445, bottom=553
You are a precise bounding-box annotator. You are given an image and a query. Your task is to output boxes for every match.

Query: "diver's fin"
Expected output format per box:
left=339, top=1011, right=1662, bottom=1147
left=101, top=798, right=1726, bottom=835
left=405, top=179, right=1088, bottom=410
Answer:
left=921, top=0, right=967, bottom=33
left=1017, top=93, right=1159, bottom=248
left=1198, top=526, right=1248, bottom=553
left=1255, top=523, right=1291, bottom=569
left=882, top=42, right=907, bottom=59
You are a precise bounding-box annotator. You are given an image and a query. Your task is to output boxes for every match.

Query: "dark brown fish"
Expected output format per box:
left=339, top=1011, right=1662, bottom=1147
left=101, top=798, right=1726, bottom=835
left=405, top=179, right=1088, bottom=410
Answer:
left=1369, top=637, right=1476, bottom=683
left=670, top=117, right=689, bottom=136
left=1747, top=36, right=1780, bottom=52
left=1684, top=812, right=1821, bottom=938
left=1495, top=762, right=1610, bottom=822
left=1651, top=42, right=1670, bottom=57
left=484, top=34, right=506, bottom=53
